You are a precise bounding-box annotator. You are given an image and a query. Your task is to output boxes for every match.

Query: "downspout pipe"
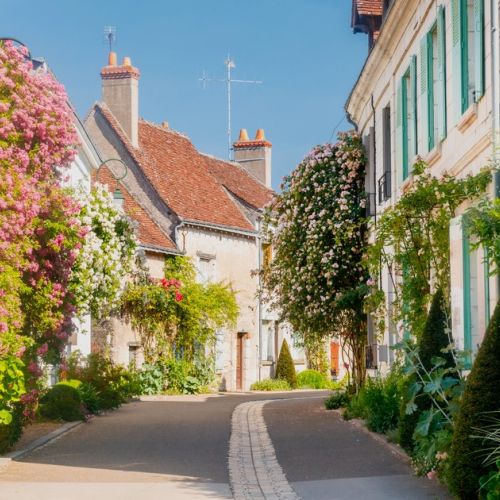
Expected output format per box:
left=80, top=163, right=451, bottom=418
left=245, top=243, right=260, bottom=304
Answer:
left=491, top=0, right=500, bottom=297
left=257, top=217, right=263, bottom=382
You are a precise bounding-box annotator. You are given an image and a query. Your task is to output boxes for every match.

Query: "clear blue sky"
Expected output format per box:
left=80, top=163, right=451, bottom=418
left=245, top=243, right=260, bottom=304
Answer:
left=4, top=0, right=367, bottom=190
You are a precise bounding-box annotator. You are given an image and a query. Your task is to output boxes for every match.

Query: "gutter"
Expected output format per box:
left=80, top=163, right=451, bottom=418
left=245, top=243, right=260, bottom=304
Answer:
left=180, top=219, right=258, bottom=238
left=139, top=243, right=183, bottom=256
left=257, top=217, right=263, bottom=382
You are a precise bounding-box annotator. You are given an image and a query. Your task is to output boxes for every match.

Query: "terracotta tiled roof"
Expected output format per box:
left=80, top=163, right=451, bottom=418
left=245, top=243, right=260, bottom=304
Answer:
left=354, top=0, right=382, bottom=17
left=202, top=154, right=274, bottom=210
left=95, top=103, right=269, bottom=232
left=95, top=166, right=177, bottom=251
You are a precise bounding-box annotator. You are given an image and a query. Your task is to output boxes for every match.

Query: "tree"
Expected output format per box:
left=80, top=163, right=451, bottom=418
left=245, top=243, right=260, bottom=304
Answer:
left=262, top=132, right=368, bottom=390
left=447, top=300, right=500, bottom=499
left=275, top=339, right=297, bottom=388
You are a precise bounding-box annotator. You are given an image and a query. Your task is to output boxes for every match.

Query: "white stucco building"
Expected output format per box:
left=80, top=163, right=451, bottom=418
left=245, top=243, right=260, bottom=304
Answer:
left=347, top=0, right=499, bottom=371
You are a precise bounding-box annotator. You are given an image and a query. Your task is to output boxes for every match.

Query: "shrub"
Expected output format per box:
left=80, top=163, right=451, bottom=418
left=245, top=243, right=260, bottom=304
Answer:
left=297, top=369, right=329, bottom=389
left=64, top=352, right=140, bottom=410
left=447, top=301, right=500, bottom=499
left=275, top=339, right=297, bottom=388
left=250, top=378, right=291, bottom=391
left=0, top=404, right=24, bottom=454
left=324, top=391, right=349, bottom=410
left=480, top=461, right=500, bottom=499
left=78, top=382, right=101, bottom=415
left=138, top=363, right=165, bottom=395
left=398, top=289, right=456, bottom=451
left=344, top=369, right=401, bottom=434
left=39, top=384, right=84, bottom=422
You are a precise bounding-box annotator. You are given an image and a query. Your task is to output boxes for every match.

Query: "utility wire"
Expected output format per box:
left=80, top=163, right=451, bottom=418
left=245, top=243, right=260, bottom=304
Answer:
left=328, top=114, right=346, bottom=143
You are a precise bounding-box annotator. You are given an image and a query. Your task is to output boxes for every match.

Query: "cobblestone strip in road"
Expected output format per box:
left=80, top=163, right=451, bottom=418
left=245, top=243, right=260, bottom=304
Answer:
left=228, top=400, right=300, bottom=500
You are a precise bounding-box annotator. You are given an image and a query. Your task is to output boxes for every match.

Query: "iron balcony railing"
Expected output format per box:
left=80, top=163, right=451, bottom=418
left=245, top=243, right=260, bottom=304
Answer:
left=378, top=171, right=391, bottom=204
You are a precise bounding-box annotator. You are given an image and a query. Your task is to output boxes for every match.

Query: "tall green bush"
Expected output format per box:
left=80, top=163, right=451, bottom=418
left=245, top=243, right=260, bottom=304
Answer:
left=447, top=301, right=500, bottom=498
left=398, top=289, right=455, bottom=451
left=275, top=339, right=297, bottom=389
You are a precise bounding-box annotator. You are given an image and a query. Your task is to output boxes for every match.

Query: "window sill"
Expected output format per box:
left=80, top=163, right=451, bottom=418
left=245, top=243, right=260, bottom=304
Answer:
left=261, top=360, right=273, bottom=366
left=400, top=174, right=414, bottom=194
left=424, top=142, right=442, bottom=167
left=457, top=103, right=478, bottom=133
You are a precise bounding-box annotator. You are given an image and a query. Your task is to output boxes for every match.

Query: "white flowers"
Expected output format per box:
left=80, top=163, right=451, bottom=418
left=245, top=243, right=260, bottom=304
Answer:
left=70, top=183, right=137, bottom=317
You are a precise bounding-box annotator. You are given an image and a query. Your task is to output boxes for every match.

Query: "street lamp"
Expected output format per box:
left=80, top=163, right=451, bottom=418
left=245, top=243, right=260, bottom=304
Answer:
left=96, top=158, right=128, bottom=210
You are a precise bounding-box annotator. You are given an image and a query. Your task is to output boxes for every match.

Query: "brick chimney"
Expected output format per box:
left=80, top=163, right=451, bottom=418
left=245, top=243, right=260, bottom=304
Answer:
left=101, top=52, right=140, bottom=147
left=233, top=128, right=272, bottom=188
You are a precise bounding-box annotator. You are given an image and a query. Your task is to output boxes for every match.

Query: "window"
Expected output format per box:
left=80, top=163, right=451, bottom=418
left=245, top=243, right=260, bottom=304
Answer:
left=463, top=218, right=480, bottom=365
left=397, top=56, right=417, bottom=182
left=452, top=0, right=484, bottom=117
left=420, top=8, right=447, bottom=154
left=197, top=253, right=215, bottom=283
left=378, top=106, right=391, bottom=204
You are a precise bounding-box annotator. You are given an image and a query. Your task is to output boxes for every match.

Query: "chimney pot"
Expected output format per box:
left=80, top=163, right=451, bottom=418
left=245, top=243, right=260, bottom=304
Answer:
left=123, top=56, right=132, bottom=66
left=162, top=121, right=169, bottom=129
left=238, top=128, right=249, bottom=142
left=255, top=128, right=266, bottom=141
left=108, top=51, right=117, bottom=66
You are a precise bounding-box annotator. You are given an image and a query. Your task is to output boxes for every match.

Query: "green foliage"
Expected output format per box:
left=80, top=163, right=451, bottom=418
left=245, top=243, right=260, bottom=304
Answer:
left=344, top=370, right=402, bottom=434
left=448, top=301, right=500, bottom=499
left=138, top=363, right=165, bottom=395
left=121, top=256, right=238, bottom=364
left=39, top=384, right=84, bottom=422
left=275, top=339, right=297, bottom=389
left=324, top=391, right=350, bottom=410
left=480, top=461, right=500, bottom=500
left=64, top=351, right=140, bottom=412
left=297, top=369, right=330, bottom=389
left=0, top=404, right=24, bottom=454
left=468, top=197, right=500, bottom=277
left=250, top=378, right=291, bottom=391
left=77, top=382, right=101, bottom=415
left=163, top=358, right=202, bottom=395
left=398, top=289, right=457, bottom=452
left=366, top=161, right=491, bottom=340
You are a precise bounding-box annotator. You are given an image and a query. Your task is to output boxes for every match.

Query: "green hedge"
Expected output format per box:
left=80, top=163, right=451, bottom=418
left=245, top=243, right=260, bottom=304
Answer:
left=39, top=384, right=84, bottom=422
left=297, top=369, right=329, bottom=389
left=250, top=378, right=291, bottom=391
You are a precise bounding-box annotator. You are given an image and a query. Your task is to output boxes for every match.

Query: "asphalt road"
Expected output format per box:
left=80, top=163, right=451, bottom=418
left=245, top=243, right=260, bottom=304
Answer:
left=0, top=392, right=451, bottom=500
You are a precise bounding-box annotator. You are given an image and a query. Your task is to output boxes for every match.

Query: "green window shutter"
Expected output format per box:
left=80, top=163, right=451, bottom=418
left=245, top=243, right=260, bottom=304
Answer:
left=474, top=0, right=485, bottom=100
left=410, top=55, right=418, bottom=158
left=396, top=79, right=404, bottom=184
left=420, top=35, right=430, bottom=154
left=401, top=76, right=409, bottom=181
left=452, top=0, right=466, bottom=119
left=462, top=217, right=472, bottom=368
left=437, top=5, right=447, bottom=139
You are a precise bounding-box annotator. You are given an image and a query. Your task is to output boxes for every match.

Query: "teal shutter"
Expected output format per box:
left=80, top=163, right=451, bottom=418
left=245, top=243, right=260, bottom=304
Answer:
left=474, top=0, right=485, bottom=100
left=484, top=247, right=490, bottom=324
left=437, top=5, right=447, bottom=139
left=452, top=0, right=466, bottom=119
left=410, top=55, right=418, bottom=158
left=396, top=80, right=404, bottom=184
left=401, top=76, right=409, bottom=181
left=462, top=218, right=472, bottom=368
left=420, top=34, right=430, bottom=154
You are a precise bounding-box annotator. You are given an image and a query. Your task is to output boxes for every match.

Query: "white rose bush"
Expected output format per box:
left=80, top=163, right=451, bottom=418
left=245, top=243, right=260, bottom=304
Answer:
left=70, top=183, right=137, bottom=317
left=262, top=131, right=369, bottom=389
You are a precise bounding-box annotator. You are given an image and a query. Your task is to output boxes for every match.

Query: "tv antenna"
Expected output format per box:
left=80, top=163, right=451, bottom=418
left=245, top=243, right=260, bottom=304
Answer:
left=199, top=55, right=262, bottom=160
left=103, top=26, right=116, bottom=53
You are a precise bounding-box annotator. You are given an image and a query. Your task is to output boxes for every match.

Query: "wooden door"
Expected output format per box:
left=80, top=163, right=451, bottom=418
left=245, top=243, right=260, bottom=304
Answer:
left=236, top=333, right=245, bottom=390
left=330, top=341, right=340, bottom=377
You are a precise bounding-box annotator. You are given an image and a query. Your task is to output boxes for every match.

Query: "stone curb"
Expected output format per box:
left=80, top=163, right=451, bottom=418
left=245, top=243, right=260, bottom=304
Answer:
left=2, top=420, right=83, bottom=463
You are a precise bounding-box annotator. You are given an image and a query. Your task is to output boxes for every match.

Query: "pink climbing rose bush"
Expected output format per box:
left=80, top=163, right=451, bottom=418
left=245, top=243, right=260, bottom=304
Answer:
left=0, top=41, right=82, bottom=424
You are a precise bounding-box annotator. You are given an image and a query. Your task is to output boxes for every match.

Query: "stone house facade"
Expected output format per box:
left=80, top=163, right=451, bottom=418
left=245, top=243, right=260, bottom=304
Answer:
left=347, top=0, right=499, bottom=371
left=85, top=52, right=305, bottom=390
